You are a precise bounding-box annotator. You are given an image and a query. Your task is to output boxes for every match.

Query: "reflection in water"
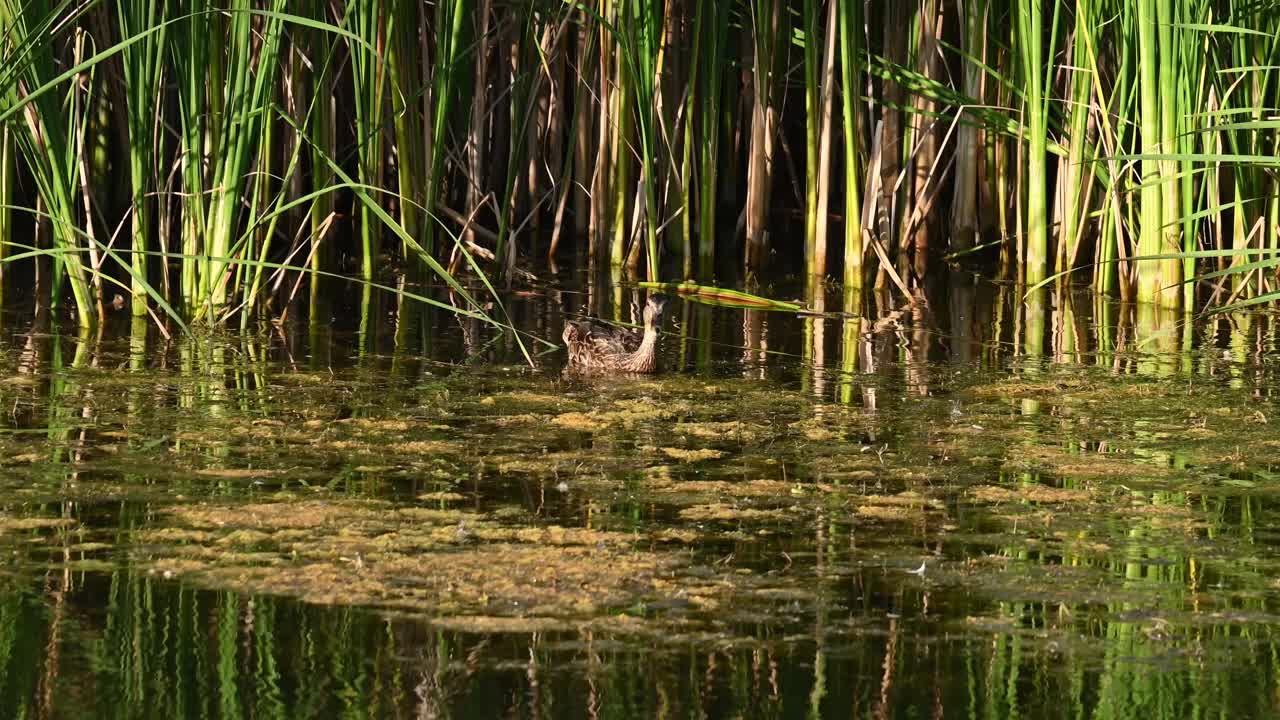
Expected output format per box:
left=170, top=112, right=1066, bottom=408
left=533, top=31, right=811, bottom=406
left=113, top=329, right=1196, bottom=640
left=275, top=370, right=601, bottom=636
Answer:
left=1, top=277, right=1280, bottom=718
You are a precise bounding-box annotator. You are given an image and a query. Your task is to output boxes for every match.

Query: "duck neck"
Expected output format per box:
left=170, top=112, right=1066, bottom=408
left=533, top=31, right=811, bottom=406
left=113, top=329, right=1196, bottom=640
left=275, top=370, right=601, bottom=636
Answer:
left=623, top=327, right=660, bottom=371
left=641, top=325, right=658, bottom=347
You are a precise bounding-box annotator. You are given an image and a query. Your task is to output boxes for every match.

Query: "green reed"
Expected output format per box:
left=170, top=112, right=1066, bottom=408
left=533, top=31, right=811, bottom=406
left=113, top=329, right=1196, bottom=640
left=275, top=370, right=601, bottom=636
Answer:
left=0, top=126, right=10, bottom=297
left=837, top=0, right=862, bottom=290
left=305, top=9, right=335, bottom=305
left=744, top=0, right=784, bottom=275
left=0, top=0, right=96, bottom=328
left=1055, top=2, right=1093, bottom=279
left=621, top=0, right=662, bottom=282
left=3, top=1, right=1280, bottom=336
left=116, top=0, right=167, bottom=317
left=1014, top=0, right=1051, bottom=289
left=386, top=0, right=424, bottom=258
left=423, top=0, right=467, bottom=262
left=802, top=0, right=840, bottom=284
left=348, top=0, right=387, bottom=283
left=691, top=0, right=731, bottom=280
left=1136, top=0, right=1171, bottom=307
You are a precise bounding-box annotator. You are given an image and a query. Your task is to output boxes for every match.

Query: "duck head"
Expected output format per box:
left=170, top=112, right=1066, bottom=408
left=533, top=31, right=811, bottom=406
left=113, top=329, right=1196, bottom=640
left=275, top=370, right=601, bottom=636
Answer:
left=643, top=294, right=669, bottom=331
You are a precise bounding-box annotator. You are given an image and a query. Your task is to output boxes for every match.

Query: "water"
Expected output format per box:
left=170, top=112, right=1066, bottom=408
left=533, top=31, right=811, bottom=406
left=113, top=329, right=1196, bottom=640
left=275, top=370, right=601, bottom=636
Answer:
left=2, top=275, right=1280, bottom=718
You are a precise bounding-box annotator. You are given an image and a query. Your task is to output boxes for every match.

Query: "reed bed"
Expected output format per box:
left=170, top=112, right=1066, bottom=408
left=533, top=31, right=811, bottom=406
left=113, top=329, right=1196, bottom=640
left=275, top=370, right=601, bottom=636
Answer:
left=2, top=1, right=1280, bottom=335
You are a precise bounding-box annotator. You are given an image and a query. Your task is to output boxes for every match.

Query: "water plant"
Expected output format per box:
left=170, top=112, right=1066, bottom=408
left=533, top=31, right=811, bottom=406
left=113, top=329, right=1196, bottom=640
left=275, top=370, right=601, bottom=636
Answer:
left=1, top=0, right=1279, bottom=334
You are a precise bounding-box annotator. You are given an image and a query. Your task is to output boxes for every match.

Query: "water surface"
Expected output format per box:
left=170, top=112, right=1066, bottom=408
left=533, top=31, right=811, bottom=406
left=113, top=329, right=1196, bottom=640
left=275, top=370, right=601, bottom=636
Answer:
left=2, top=279, right=1280, bottom=718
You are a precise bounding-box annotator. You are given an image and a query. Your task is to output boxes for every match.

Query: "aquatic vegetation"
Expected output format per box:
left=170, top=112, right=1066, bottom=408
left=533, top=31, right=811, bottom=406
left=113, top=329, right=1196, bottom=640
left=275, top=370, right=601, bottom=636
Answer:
left=4, top=2, right=1280, bottom=343
left=658, top=447, right=726, bottom=462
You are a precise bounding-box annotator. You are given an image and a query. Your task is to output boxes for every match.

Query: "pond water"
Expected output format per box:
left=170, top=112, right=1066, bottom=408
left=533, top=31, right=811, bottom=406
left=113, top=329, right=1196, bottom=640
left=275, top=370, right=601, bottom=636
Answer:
left=2, top=275, right=1280, bottom=718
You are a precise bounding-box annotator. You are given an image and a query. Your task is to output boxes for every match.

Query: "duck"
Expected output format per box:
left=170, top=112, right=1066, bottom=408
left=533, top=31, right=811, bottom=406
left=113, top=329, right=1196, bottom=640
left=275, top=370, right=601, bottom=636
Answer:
left=563, top=294, right=669, bottom=373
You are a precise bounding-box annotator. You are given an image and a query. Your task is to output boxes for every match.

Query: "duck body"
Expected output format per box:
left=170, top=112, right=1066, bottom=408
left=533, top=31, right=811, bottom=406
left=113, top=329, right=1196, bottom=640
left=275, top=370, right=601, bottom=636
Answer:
left=563, top=295, right=668, bottom=373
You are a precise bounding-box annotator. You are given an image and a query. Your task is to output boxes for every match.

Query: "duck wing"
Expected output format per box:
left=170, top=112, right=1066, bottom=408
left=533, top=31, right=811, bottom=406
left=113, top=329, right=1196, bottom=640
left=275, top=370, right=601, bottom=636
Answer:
left=564, top=320, right=641, bottom=358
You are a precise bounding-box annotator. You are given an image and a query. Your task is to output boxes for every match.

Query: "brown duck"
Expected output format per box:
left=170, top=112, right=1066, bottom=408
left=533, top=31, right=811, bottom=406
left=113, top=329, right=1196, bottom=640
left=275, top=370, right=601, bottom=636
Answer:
left=563, top=294, right=669, bottom=373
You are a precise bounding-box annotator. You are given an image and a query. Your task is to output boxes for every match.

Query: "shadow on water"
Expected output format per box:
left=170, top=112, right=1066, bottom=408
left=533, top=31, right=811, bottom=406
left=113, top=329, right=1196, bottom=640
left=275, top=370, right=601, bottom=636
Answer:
left=3, top=272, right=1280, bottom=718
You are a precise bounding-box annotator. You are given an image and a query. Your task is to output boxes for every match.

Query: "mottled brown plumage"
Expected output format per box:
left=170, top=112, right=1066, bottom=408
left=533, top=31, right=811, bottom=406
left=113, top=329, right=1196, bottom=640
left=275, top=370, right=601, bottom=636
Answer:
left=563, top=295, right=669, bottom=373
